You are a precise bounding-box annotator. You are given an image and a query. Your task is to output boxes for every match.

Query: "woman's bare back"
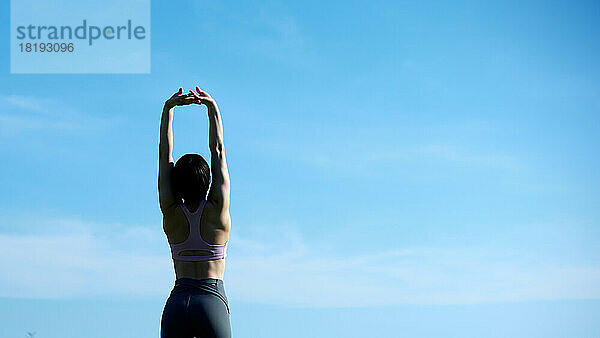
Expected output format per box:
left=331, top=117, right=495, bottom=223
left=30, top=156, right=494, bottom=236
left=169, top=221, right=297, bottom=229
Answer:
left=162, top=200, right=230, bottom=279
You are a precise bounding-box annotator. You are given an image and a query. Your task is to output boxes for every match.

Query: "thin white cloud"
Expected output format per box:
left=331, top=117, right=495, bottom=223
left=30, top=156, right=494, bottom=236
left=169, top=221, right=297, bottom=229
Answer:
left=252, top=12, right=308, bottom=63
left=368, top=144, right=524, bottom=172
left=192, top=2, right=318, bottom=67
left=263, top=140, right=525, bottom=178
left=3, top=95, right=50, bottom=113
left=227, top=237, right=600, bottom=307
left=254, top=121, right=526, bottom=177
left=0, top=94, right=120, bottom=135
left=0, top=216, right=598, bottom=306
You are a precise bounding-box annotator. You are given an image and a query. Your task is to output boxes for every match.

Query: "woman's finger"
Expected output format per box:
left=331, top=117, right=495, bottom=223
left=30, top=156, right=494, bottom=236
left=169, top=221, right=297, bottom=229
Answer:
left=169, top=87, right=184, bottom=99
left=195, top=86, right=209, bottom=97
left=173, top=94, right=193, bottom=103
left=189, top=90, right=202, bottom=100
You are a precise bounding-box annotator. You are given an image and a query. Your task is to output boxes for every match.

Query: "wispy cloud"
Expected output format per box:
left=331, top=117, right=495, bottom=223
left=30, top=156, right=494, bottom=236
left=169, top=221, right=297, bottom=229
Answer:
left=253, top=119, right=527, bottom=178
left=251, top=10, right=309, bottom=64
left=261, top=138, right=525, bottom=178
left=0, top=216, right=171, bottom=298
left=0, top=94, right=120, bottom=135
left=227, top=226, right=600, bottom=307
left=3, top=95, right=50, bottom=113
left=1, top=215, right=598, bottom=306
left=192, top=2, right=318, bottom=67
left=368, top=144, right=524, bottom=172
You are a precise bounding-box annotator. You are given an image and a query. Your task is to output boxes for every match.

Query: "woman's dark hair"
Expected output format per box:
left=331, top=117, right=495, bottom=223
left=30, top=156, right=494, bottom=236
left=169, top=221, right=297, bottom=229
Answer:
left=172, top=153, right=211, bottom=201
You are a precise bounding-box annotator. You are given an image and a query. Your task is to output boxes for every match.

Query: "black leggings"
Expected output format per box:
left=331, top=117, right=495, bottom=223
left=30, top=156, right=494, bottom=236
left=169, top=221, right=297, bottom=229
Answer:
left=161, top=278, right=231, bottom=338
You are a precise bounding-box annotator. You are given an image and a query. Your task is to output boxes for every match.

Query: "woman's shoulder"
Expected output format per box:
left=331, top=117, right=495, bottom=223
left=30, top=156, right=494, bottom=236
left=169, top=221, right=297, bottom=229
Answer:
left=202, top=199, right=231, bottom=231
left=161, top=201, right=185, bottom=221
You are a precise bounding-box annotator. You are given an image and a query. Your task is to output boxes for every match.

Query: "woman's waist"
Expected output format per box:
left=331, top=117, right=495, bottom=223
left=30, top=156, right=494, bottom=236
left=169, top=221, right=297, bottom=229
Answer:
left=174, top=258, right=225, bottom=279
left=171, top=277, right=226, bottom=293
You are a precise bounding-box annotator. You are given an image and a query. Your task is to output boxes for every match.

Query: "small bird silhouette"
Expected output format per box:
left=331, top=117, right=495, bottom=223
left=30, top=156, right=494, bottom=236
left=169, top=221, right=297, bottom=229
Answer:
left=26, top=331, right=36, bottom=338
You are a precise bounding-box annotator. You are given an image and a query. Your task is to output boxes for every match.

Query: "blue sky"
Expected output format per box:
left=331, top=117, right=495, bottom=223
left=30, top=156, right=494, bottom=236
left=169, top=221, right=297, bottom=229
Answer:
left=1, top=0, right=599, bottom=337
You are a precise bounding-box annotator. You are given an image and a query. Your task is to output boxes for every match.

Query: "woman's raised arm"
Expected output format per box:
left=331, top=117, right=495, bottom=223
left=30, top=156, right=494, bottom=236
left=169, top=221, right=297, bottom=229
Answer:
left=158, top=88, right=196, bottom=213
left=190, top=87, right=231, bottom=226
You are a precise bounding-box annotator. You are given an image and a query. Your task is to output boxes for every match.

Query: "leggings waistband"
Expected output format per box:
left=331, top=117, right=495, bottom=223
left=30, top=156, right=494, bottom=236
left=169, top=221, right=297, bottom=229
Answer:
left=175, top=277, right=223, bottom=285
left=171, top=278, right=229, bottom=314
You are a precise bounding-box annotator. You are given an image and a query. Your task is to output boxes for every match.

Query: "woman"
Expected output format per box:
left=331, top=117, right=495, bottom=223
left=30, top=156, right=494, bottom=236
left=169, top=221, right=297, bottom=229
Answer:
left=158, top=86, right=232, bottom=338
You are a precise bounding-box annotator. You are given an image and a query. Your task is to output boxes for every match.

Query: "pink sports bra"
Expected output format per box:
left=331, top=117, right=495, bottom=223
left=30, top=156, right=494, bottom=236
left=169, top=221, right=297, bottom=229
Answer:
left=169, top=200, right=228, bottom=262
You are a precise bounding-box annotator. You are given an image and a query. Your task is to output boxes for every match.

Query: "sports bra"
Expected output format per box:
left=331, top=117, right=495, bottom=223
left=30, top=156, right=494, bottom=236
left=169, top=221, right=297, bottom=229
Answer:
left=169, top=200, right=228, bottom=262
